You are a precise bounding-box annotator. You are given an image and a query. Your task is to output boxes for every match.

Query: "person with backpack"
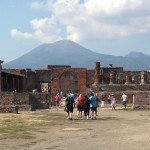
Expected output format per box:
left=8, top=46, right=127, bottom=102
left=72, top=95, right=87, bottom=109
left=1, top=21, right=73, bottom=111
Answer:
left=65, top=93, right=75, bottom=120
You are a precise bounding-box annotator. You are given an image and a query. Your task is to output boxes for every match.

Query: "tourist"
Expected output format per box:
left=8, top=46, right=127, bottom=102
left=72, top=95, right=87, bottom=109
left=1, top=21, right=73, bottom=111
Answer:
left=43, top=86, right=48, bottom=93
left=95, top=93, right=100, bottom=116
left=65, top=93, right=75, bottom=120
left=101, top=94, right=105, bottom=108
left=60, top=91, right=63, bottom=99
left=107, top=93, right=111, bottom=105
left=122, top=93, right=128, bottom=110
left=111, top=94, right=116, bottom=110
left=89, top=93, right=97, bottom=119
left=83, top=95, right=90, bottom=120
left=70, top=92, right=76, bottom=99
left=55, top=93, right=60, bottom=107
left=76, top=94, right=84, bottom=118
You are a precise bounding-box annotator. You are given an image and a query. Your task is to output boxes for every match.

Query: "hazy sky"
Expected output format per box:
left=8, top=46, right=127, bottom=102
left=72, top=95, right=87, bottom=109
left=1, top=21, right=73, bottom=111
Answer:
left=1, top=0, right=150, bottom=63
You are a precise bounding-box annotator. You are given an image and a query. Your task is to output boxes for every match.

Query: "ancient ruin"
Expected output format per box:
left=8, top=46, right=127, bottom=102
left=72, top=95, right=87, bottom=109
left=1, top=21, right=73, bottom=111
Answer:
left=0, top=60, right=150, bottom=111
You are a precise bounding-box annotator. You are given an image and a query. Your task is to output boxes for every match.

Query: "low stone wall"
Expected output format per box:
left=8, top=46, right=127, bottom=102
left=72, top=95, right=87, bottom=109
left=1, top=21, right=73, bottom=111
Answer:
left=96, top=91, right=150, bottom=109
left=133, top=94, right=150, bottom=109
left=0, top=105, right=31, bottom=113
left=29, top=93, right=50, bottom=109
left=0, top=92, right=52, bottom=113
left=100, top=84, right=150, bottom=92
left=0, top=92, right=29, bottom=105
left=96, top=91, right=134, bottom=104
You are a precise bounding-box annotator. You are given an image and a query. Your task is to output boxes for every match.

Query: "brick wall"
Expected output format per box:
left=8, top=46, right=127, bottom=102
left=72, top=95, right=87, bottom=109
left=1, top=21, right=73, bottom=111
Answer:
left=0, top=92, right=51, bottom=112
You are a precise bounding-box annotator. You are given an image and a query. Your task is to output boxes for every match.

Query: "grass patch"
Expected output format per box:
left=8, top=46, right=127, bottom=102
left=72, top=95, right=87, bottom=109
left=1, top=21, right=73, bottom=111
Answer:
left=0, top=109, right=74, bottom=140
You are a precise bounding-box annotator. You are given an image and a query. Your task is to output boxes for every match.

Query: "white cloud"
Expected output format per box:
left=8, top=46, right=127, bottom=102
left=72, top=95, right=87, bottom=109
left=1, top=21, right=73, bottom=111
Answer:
left=30, top=18, right=50, bottom=30
left=31, top=0, right=55, bottom=11
left=10, top=29, right=33, bottom=40
left=31, top=2, right=43, bottom=9
left=30, top=18, right=62, bottom=43
left=11, top=0, right=150, bottom=44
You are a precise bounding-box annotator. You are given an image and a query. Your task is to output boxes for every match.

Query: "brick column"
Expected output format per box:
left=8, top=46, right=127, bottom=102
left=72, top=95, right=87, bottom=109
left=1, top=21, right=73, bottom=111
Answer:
left=94, top=62, right=100, bottom=86
left=140, top=71, right=147, bottom=84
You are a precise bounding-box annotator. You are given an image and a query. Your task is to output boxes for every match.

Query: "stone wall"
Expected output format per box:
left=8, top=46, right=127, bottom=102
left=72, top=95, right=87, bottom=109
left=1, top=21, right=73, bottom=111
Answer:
left=100, top=84, right=150, bottom=92
left=96, top=91, right=150, bottom=109
left=29, top=93, right=50, bottom=109
left=0, top=92, right=51, bottom=112
left=74, top=68, right=87, bottom=94
left=26, top=69, right=36, bottom=92
left=133, top=93, right=150, bottom=109
left=96, top=91, right=134, bottom=104
left=101, top=67, right=123, bottom=84
left=87, top=70, right=94, bottom=88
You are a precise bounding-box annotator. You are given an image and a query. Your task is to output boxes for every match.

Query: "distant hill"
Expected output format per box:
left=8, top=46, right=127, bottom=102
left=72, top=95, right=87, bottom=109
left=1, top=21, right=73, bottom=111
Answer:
left=3, top=40, right=150, bottom=71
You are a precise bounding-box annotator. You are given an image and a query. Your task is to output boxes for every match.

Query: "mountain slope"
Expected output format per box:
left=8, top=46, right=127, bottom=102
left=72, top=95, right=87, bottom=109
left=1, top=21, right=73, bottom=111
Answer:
left=3, top=40, right=150, bottom=70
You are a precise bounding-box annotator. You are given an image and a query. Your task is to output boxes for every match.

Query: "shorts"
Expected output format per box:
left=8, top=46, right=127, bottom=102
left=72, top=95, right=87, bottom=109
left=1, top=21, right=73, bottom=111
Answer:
left=67, top=107, right=73, bottom=113
left=90, top=107, right=96, bottom=111
left=77, top=105, right=83, bottom=111
left=123, top=101, right=127, bottom=106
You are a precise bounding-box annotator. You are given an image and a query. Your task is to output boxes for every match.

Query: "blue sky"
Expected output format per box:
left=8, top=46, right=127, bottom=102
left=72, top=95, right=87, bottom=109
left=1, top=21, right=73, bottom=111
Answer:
left=1, top=0, right=150, bottom=63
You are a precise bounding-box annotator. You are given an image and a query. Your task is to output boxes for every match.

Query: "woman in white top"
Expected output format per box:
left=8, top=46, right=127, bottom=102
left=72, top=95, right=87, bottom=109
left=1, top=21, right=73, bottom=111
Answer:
left=111, top=94, right=116, bottom=110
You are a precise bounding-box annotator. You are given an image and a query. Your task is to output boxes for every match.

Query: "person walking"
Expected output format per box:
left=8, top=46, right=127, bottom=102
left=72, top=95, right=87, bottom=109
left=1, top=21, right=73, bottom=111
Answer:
left=76, top=94, right=84, bottom=118
left=101, top=94, right=105, bottom=108
left=111, top=94, right=116, bottom=110
left=107, top=93, right=111, bottom=105
left=65, top=93, right=75, bottom=120
left=54, top=93, right=60, bottom=107
left=89, top=93, right=97, bottom=119
left=122, top=93, right=128, bottom=110
left=83, top=95, right=90, bottom=120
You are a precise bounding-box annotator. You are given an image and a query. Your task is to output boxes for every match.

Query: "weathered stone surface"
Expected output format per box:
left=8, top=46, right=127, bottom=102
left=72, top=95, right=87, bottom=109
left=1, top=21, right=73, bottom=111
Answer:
left=0, top=92, right=51, bottom=112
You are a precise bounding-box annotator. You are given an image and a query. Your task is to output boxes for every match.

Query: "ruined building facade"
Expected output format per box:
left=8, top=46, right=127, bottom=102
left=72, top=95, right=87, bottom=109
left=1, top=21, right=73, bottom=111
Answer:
left=1, top=60, right=150, bottom=96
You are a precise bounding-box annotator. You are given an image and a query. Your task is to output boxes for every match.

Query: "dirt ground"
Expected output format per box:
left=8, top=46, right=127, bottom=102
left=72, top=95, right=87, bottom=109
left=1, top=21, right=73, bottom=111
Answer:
left=0, top=107, right=150, bottom=150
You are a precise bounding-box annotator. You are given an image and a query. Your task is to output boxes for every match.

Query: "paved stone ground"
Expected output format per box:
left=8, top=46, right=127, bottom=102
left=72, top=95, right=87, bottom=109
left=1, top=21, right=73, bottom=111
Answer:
left=0, top=107, right=150, bottom=150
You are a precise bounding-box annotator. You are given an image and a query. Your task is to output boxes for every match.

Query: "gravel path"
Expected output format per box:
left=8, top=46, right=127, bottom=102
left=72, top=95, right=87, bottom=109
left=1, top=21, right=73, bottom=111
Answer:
left=0, top=108, right=150, bottom=150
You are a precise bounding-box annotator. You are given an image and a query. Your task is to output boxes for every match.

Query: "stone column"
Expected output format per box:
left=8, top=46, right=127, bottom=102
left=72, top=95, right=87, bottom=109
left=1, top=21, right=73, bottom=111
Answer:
left=116, top=74, right=123, bottom=84
left=0, top=60, right=3, bottom=92
left=10, top=76, right=15, bottom=91
left=125, top=75, right=132, bottom=84
left=109, top=71, right=115, bottom=84
left=140, top=71, right=147, bottom=84
left=93, top=62, right=100, bottom=86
